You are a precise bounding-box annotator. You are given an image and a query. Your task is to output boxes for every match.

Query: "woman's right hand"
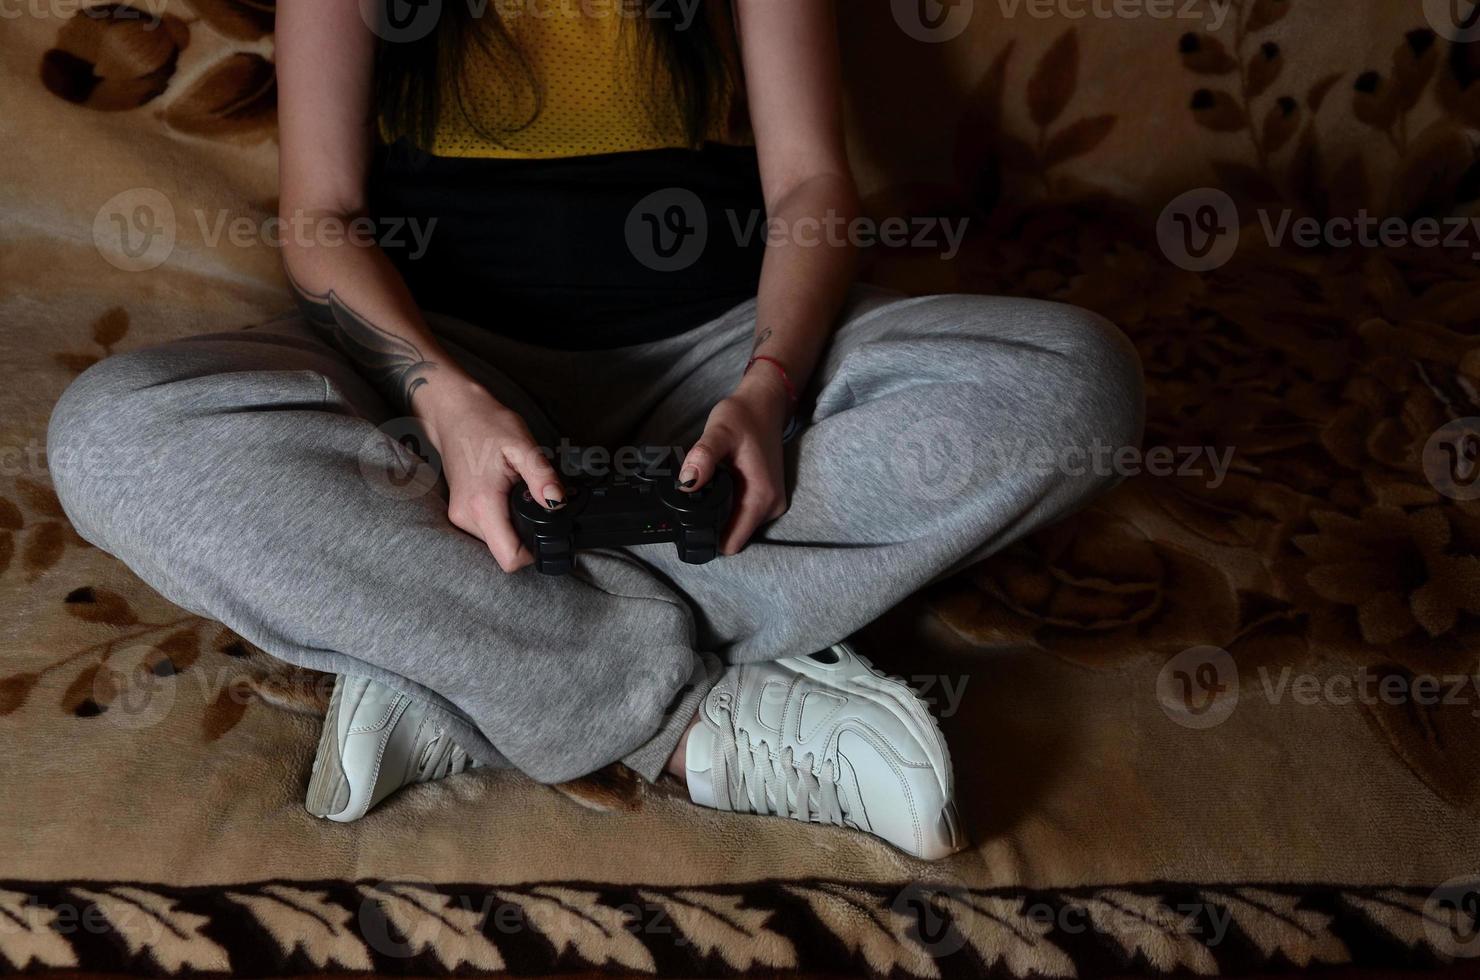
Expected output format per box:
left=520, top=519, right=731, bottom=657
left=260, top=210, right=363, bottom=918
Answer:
left=419, top=379, right=565, bottom=573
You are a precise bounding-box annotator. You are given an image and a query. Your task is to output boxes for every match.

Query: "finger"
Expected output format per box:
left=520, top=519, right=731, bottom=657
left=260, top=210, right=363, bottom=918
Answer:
left=446, top=500, right=483, bottom=541
left=505, top=439, right=565, bottom=510
left=476, top=498, right=533, bottom=573
left=767, top=494, right=789, bottom=521
left=680, top=430, right=731, bottom=491
left=722, top=457, right=778, bottom=555
left=485, top=519, right=533, bottom=573
left=722, top=491, right=773, bottom=555
left=505, top=547, right=535, bottom=573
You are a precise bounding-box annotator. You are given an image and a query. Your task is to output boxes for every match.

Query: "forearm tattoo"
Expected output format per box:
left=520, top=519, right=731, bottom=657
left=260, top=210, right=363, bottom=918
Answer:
left=752, top=326, right=773, bottom=354
left=288, top=276, right=436, bottom=413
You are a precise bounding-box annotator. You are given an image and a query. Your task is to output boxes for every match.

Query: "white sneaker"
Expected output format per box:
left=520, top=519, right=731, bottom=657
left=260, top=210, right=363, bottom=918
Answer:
left=306, top=675, right=480, bottom=822
left=684, top=642, right=963, bottom=860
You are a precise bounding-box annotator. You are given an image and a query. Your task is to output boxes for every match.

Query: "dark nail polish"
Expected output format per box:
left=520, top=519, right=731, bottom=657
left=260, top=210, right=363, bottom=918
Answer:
left=679, top=478, right=697, bottom=489
left=546, top=498, right=564, bottom=509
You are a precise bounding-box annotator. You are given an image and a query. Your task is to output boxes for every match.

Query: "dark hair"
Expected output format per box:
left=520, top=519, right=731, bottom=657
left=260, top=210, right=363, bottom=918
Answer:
left=372, top=0, right=737, bottom=150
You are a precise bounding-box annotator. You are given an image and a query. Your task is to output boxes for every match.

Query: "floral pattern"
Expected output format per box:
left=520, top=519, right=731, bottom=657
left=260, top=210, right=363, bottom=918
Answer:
left=4, top=0, right=1479, bottom=976
left=1, top=878, right=1476, bottom=977
left=40, top=1, right=276, bottom=142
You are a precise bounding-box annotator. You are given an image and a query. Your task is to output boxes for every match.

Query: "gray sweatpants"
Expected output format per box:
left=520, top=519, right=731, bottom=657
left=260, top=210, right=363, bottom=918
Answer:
left=48, top=286, right=1142, bottom=784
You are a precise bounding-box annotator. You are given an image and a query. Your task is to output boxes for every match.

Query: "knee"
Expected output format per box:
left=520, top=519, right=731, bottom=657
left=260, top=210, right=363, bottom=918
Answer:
left=1030, top=300, right=1143, bottom=452
left=948, top=294, right=1144, bottom=452
left=47, top=347, right=184, bottom=545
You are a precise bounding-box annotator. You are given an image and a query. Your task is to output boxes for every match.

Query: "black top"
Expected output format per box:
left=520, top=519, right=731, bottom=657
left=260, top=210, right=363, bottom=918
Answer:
left=369, top=140, right=768, bottom=350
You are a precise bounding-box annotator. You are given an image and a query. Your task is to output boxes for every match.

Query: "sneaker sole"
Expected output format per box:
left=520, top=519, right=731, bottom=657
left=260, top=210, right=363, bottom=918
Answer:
left=787, top=643, right=964, bottom=855
left=305, top=675, right=352, bottom=819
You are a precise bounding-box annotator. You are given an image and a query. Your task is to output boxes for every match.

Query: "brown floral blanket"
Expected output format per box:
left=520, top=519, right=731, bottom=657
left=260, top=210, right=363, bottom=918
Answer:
left=2, top=1, right=1478, bottom=977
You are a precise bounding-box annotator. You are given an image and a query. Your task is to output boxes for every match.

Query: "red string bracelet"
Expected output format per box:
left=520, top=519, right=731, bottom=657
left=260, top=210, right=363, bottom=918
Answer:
left=745, top=355, right=799, bottom=407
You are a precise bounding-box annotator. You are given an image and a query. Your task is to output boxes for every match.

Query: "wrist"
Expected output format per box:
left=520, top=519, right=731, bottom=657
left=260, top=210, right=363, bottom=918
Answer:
left=412, top=374, right=497, bottom=443
left=733, top=365, right=794, bottom=426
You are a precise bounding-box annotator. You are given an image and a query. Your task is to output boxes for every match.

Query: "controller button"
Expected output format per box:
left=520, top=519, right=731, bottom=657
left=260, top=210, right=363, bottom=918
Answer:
left=678, top=527, right=718, bottom=563
left=686, top=527, right=716, bottom=546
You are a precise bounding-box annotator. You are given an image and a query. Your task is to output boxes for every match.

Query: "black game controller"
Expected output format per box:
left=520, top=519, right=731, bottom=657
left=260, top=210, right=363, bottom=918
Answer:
left=510, top=452, right=735, bottom=575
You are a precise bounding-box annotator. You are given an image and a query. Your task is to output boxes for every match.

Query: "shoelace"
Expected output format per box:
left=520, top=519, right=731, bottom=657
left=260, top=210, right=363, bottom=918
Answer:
left=716, top=714, right=847, bottom=825
left=415, top=729, right=476, bottom=782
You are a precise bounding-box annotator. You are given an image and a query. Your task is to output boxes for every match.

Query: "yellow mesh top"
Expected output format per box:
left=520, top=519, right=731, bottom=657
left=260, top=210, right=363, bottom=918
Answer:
left=389, top=9, right=747, bottom=160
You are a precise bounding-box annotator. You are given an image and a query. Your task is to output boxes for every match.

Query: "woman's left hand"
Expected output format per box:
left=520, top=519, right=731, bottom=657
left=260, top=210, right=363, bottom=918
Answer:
left=678, top=368, right=794, bottom=554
